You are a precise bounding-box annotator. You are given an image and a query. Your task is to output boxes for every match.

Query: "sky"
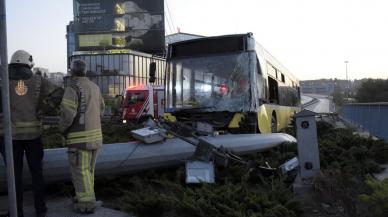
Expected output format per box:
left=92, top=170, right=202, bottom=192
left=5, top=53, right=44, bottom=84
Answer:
left=5, top=0, right=388, bottom=80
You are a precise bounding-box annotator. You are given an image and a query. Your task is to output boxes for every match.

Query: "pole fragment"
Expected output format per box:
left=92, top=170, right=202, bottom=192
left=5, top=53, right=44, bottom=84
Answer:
left=0, top=0, right=18, bottom=216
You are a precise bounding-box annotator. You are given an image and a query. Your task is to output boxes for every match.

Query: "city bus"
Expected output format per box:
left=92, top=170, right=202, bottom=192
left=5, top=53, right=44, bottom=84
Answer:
left=164, top=33, right=301, bottom=134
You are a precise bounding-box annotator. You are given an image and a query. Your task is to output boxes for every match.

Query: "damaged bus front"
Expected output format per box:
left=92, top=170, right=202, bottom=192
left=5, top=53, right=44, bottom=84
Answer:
left=164, top=33, right=300, bottom=134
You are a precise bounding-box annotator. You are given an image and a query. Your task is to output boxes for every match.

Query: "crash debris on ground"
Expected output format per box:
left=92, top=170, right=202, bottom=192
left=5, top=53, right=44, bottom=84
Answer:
left=42, top=121, right=388, bottom=217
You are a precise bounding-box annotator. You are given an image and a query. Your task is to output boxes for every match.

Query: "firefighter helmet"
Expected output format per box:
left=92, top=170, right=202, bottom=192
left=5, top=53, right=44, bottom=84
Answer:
left=10, top=50, right=35, bottom=68
left=70, top=59, right=87, bottom=76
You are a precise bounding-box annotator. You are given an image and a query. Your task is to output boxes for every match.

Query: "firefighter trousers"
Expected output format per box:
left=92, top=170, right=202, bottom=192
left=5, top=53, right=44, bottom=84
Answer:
left=68, top=148, right=98, bottom=204
left=0, top=138, right=47, bottom=215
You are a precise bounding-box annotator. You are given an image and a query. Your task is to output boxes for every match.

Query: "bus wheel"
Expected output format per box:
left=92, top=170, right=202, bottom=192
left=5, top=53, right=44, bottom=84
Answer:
left=271, top=114, right=277, bottom=133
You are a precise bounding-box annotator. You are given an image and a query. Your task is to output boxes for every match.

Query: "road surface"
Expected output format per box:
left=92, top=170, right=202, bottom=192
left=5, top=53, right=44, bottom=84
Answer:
left=302, top=94, right=335, bottom=113
left=301, top=95, right=314, bottom=105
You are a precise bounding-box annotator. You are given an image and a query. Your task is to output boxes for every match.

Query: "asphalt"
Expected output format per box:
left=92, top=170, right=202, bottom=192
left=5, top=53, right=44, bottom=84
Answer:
left=302, top=94, right=334, bottom=113
left=301, top=95, right=314, bottom=105
left=0, top=191, right=132, bottom=217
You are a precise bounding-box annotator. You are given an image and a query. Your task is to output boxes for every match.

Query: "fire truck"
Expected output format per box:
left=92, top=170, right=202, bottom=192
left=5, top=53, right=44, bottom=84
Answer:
left=122, top=85, right=165, bottom=123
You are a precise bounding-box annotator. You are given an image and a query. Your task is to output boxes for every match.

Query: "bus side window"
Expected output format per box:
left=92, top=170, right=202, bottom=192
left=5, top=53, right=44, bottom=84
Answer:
left=268, top=77, right=279, bottom=104
left=263, top=79, right=268, bottom=103
left=256, top=57, right=262, bottom=74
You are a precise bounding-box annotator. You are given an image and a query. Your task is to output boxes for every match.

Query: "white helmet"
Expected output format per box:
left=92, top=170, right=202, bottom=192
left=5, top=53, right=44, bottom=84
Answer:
left=10, top=50, right=35, bottom=68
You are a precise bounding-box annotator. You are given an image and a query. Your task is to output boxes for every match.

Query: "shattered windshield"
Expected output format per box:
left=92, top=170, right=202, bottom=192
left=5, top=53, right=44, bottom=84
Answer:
left=166, top=52, right=251, bottom=112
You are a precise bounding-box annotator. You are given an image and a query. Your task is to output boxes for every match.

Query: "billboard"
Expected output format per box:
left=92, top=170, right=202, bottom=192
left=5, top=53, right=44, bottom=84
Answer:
left=73, top=0, right=165, bottom=53
left=77, top=31, right=165, bottom=52
left=74, top=0, right=164, bottom=16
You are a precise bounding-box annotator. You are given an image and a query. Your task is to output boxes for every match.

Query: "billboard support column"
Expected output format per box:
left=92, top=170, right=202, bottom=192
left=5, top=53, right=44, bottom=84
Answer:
left=0, top=0, right=18, bottom=216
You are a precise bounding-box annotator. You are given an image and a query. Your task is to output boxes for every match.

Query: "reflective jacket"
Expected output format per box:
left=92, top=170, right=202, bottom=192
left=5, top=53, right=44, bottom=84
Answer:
left=59, top=77, right=105, bottom=150
left=0, top=65, right=63, bottom=140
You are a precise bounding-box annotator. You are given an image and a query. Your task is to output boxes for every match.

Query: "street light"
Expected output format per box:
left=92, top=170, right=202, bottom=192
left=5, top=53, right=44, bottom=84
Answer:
left=344, top=60, right=349, bottom=101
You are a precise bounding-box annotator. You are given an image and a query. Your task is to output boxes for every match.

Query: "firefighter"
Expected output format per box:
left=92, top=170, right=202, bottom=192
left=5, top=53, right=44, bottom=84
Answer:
left=111, top=94, right=123, bottom=121
left=0, top=50, right=63, bottom=217
left=59, top=59, right=105, bottom=214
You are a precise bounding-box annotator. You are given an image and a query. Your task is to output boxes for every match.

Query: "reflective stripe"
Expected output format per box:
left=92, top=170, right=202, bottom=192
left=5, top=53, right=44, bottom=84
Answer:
left=66, top=129, right=103, bottom=144
left=62, top=98, right=77, bottom=110
left=67, top=132, right=102, bottom=141
left=68, top=131, right=102, bottom=140
left=13, top=121, right=40, bottom=128
left=90, top=151, right=97, bottom=187
left=75, top=151, right=95, bottom=203
left=66, top=135, right=102, bottom=145
left=0, top=121, right=41, bottom=135
left=82, top=152, right=88, bottom=194
left=63, top=98, right=77, bottom=105
left=62, top=101, right=77, bottom=110
left=0, top=127, right=41, bottom=135
left=86, top=152, right=92, bottom=193
left=12, top=127, right=41, bottom=134
left=67, top=129, right=101, bottom=139
left=76, top=192, right=95, bottom=203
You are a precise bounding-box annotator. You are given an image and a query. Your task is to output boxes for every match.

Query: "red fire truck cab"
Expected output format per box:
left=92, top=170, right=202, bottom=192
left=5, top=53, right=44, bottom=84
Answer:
left=122, top=85, right=165, bottom=122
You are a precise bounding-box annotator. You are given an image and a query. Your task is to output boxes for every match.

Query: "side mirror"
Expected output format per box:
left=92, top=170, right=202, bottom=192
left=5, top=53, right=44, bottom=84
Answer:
left=149, top=62, right=156, bottom=83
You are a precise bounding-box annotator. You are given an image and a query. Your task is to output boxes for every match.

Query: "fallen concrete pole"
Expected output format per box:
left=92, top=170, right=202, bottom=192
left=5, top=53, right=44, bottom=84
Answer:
left=0, top=133, right=296, bottom=191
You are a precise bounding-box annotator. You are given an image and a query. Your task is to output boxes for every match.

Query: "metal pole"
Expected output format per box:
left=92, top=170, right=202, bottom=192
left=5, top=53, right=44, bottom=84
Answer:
left=345, top=60, right=349, bottom=101
left=0, top=0, right=18, bottom=216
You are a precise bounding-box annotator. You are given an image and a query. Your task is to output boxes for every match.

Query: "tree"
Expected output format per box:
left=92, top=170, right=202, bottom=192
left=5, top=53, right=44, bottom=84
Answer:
left=333, top=89, right=344, bottom=107
left=355, top=79, right=388, bottom=103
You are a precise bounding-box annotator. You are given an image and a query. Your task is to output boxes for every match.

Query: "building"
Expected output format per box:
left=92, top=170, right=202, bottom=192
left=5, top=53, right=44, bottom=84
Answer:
left=165, top=32, right=204, bottom=45
left=68, top=0, right=165, bottom=56
left=49, top=72, right=65, bottom=87
left=66, top=0, right=166, bottom=96
left=300, top=78, right=360, bottom=97
left=300, top=79, right=335, bottom=95
left=32, top=67, right=49, bottom=78
left=69, top=50, right=165, bottom=96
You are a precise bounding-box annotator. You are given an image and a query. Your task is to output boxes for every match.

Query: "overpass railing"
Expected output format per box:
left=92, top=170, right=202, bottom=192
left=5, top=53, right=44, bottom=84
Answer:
left=342, top=103, right=388, bottom=140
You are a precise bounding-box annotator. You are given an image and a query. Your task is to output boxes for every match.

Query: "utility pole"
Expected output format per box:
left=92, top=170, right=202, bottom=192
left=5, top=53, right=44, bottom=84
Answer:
left=0, top=0, right=18, bottom=216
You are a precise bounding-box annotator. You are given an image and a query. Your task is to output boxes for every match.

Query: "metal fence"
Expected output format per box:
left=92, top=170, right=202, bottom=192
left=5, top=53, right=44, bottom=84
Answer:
left=342, top=103, right=388, bottom=140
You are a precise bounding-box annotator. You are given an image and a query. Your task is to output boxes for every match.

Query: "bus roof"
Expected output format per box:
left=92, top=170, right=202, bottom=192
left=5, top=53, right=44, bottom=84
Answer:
left=167, top=33, right=253, bottom=60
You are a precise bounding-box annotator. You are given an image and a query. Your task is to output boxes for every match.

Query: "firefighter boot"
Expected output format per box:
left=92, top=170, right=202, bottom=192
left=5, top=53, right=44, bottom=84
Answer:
left=74, top=201, right=96, bottom=214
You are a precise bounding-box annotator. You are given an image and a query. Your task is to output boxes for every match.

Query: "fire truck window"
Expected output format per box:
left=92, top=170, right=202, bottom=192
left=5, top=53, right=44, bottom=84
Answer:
left=127, top=92, right=145, bottom=105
